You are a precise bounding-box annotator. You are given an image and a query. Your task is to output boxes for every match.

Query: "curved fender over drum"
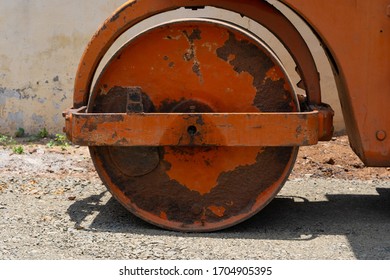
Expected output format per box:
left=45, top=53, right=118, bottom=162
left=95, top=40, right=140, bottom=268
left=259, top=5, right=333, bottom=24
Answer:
left=73, top=0, right=322, bottom=109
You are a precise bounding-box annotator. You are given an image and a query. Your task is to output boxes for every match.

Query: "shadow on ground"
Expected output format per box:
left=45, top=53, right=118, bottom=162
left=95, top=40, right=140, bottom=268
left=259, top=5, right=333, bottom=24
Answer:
left=67, top=187, right=390, bottom=259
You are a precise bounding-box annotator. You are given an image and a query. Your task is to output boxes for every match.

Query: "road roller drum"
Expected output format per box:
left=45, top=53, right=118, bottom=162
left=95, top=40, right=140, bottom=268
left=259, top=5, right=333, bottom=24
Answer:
left=88, top=19, right=300, bottom=231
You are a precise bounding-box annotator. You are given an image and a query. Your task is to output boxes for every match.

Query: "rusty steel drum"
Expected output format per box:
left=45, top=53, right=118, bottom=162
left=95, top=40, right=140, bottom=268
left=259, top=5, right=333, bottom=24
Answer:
left=88, top=19, right=299, bottom=231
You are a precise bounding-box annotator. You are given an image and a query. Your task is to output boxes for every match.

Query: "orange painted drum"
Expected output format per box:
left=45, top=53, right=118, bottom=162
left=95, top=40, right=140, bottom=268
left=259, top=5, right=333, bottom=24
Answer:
left=88, top=19, right=299, bottom=231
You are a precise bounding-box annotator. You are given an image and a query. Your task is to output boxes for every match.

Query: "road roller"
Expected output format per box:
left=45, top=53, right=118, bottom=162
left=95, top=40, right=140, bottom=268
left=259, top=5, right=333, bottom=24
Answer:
left=63, top=0, right=390, bottom=232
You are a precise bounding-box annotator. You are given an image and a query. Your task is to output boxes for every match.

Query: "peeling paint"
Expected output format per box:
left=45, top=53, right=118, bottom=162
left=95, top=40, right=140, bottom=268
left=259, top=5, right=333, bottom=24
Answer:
left=60, top=94, right=67, bottom=102
left=216, top=31, right=294, bottom=112
left=0, top=87, right=20, bottom=99
left=15, top=84, right=38, bottom=100
left=52, top=113, right=60, bottom=124
left=52, top=102, right=61, bottom=110
left=4, top=111, right=24, bottom=130
left=183, top=28, right=204, bottom=83
left=0, top=74, right=73, bottom=133
left=31, top=113, right=45, bottom=127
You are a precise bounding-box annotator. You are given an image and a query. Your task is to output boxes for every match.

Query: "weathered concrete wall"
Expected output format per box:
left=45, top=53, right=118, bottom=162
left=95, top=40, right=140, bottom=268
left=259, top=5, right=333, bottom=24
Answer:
left=0, top=0, right=344, bottom=136
left=0, top=0, right=126, bottom=135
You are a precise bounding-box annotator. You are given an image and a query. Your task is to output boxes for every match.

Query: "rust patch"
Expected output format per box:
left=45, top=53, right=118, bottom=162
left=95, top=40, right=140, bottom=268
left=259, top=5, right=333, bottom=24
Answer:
left=254, top=79, right=293, bottom=112
left=184, top=28, right=202, bottom=41
left=109, top=146, right=160, bottom=177
left=183, top=29, right=203, bottom=82
left=192, top=63, right=201, bottom=78
left=110, top=1, right=138, bottom=23
left=93, top=86, right=155, bottom=113
left=94, top=146, right=293, bottom=225
left=158, top=98, right=213, bottom=114
left=216, top=31, right=294, bottom=112
left=110, top=13, right=120, bottom=23
left=82, top=114, right=125, bottom=133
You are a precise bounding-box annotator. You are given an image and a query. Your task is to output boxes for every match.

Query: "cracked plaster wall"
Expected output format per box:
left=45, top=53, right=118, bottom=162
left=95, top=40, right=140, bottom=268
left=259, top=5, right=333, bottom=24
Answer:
left=0, top=0, right=126, bottom=135
left=0, top=0, right=343, bottom=135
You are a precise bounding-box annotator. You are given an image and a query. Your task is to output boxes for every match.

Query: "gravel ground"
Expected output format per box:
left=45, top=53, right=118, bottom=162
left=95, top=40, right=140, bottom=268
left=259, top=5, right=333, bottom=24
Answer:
left=1, top=138, right=390, bottom=260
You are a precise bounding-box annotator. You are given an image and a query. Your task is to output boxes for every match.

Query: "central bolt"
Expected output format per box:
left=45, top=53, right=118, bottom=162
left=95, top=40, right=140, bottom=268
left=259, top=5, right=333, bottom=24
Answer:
left=187, top=125, right=197, bottom=136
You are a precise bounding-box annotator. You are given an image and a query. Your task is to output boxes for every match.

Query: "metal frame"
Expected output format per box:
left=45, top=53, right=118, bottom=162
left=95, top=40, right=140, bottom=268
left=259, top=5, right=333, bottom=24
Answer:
left=64, top=107, right=333, bottom=147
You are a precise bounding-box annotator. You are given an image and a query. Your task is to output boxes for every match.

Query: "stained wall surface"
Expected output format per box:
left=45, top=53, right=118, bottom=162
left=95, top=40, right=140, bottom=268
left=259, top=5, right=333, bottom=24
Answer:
left=0, top=0, right=344, bottom=135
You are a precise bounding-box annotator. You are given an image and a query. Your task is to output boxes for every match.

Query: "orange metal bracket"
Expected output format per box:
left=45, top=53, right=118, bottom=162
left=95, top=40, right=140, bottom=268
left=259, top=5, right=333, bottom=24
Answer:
left=64, top=107, right=333, bottom=147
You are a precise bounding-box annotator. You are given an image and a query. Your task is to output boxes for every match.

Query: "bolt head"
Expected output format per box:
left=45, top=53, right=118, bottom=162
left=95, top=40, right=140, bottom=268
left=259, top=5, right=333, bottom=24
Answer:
left=376, top=130, right=387, bottom=141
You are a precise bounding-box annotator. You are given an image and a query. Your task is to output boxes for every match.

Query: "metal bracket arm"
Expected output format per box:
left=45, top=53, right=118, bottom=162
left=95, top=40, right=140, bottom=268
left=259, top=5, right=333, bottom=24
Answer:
left=63, top=107, right=333, bottom=147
